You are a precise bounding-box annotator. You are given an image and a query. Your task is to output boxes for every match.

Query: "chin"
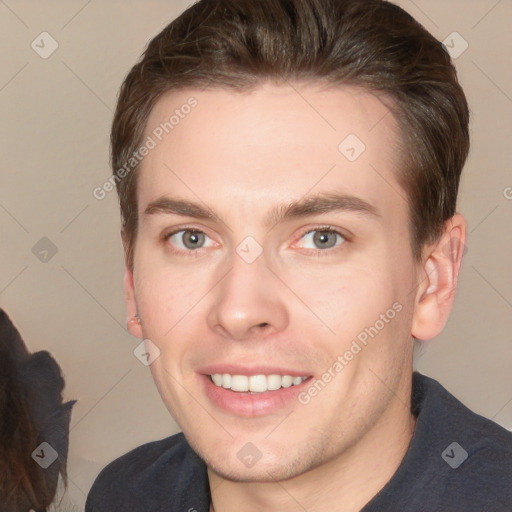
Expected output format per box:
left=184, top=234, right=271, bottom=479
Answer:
left=208, top=459, right=306, bottom=483
left=199, top=438, right=318, bottom=483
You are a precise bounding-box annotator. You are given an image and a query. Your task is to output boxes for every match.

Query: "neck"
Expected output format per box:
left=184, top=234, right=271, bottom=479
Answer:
left=208, top=382, right=417, bottom=512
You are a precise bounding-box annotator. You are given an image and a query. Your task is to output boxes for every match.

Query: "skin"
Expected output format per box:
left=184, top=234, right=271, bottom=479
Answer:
left=124, top=82, right=466, bottom=512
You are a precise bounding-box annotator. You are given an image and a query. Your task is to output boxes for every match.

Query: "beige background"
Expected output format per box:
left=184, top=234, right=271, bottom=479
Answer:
left=1, top=0, right=511, bottom=509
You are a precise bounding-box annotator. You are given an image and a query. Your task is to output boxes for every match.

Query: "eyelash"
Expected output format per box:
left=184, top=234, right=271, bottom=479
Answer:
left=162, top=225, right=349, bottom=257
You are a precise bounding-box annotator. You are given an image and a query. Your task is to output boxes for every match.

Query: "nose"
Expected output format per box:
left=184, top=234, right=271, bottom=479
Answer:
left=207, top=249, right=289, bottom=341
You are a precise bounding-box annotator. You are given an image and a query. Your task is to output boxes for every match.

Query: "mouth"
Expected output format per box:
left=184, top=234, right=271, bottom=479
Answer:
left=208, top=373, right=310, bottom=393
left=201, top=372, right=314, bottom=417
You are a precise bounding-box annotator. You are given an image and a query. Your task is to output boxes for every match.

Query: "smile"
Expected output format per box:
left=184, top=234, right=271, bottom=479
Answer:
left=209, top=373, right=309, bottom=393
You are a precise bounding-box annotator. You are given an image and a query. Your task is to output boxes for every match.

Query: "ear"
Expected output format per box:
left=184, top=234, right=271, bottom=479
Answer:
left=122, top=229, right=142, bottom=339
left=411, top=213, right=467, bottom=341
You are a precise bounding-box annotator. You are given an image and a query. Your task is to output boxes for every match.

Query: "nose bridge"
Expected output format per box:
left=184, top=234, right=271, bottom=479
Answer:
left=207, top=244, right=288, bottom=340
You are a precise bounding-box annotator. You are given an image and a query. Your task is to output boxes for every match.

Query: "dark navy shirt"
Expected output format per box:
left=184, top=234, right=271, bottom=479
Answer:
left=85, top=372, right=512, bottom=511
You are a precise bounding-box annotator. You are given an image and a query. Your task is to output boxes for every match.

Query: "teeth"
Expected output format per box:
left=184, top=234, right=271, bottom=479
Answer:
left=249, top=374, right=266, bottom=392
left=231, top=375, right=249, bottom=392
left=267, top=374, right=282, bottom=391
left=281, top=375, right=293, bottom=388
left=210, top=373, right=308, bottom=393
left=222, top=373, right=231, bottom=389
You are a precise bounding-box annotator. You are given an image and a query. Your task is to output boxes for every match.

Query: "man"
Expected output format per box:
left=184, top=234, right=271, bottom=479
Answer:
left=85, top=0, right=512, bottom=510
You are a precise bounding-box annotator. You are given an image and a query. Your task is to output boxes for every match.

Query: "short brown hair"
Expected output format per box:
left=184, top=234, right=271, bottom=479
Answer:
left=111, top=0, right=470, bottom=270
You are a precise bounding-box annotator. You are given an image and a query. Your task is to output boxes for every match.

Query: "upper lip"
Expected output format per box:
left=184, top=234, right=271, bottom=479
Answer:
left=197, top=364, right=313, bottom=377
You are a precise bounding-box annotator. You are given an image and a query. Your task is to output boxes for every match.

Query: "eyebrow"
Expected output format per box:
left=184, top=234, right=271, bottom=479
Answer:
left=143, top=192, right=381, bottom=229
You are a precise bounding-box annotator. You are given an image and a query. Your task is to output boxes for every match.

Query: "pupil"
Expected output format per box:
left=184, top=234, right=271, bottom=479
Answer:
left=315, top=231, right=335, bottom=249
left=185, top=231, right=203, bottom=249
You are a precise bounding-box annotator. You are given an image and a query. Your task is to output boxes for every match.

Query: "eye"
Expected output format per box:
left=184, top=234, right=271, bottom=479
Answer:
left=163, top=228, right=215, bottom=252
left=297, top=228, right=346, bottom=252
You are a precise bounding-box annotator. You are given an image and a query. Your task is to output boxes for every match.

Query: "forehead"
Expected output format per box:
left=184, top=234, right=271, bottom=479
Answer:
left=138, top=83, right=407, bottom=227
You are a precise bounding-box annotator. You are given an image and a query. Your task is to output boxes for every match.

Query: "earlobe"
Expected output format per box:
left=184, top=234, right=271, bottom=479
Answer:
left=124, top=268, right=143, bottom=339
left=411, top=214, right=467, bottom=341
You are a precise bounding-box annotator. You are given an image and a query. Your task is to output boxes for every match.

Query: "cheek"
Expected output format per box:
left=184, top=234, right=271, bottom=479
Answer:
left=134, top=258, right=201, bottom=326
left=133, top=261, right=215, bottom=375
left=297, top=260, right=409, bottom=358
left=134, top=271, right=170, bottom=319
left=297, top=264, right=394, bottom=329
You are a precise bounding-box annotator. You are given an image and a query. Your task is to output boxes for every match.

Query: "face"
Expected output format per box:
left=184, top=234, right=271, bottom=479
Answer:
left=126, top=83, right=423, bottom=482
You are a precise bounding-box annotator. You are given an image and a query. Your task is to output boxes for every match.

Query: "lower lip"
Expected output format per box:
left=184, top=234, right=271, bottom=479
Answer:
left=201, top=375, right=312, bottom=417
